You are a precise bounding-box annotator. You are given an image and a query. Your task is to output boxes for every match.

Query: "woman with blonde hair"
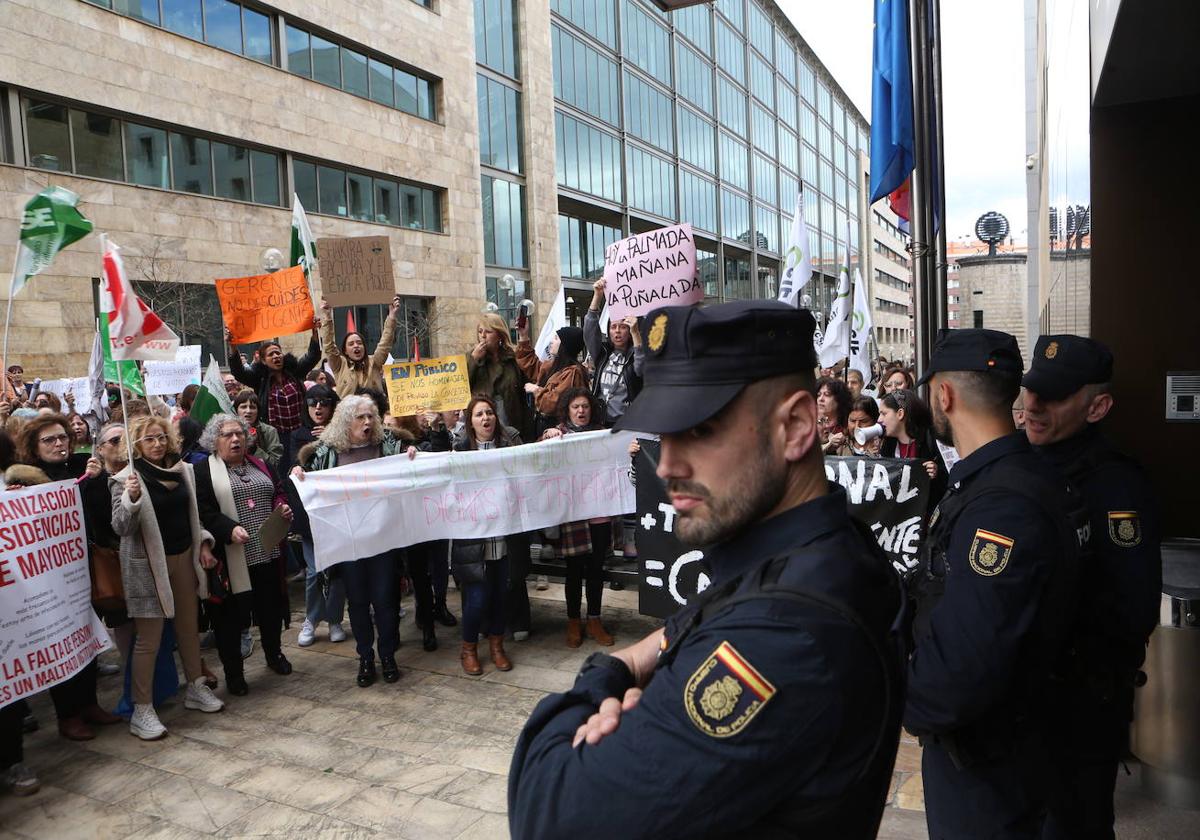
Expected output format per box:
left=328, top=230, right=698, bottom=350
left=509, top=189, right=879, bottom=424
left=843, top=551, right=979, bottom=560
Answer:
left=111, top=415, right=224, bottom=740
left=466, top=312, right=530, bottom=440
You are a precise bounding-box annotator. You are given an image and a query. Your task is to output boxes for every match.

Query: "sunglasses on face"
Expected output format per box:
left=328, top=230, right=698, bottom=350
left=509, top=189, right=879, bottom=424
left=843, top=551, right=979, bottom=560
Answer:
left=99, top=436, right=124, bottom=447
left=306, top=398, right=335, bottom=407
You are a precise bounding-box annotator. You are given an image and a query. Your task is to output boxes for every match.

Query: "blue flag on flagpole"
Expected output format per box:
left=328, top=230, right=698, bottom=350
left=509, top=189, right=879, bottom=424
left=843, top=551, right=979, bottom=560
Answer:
left=869, top=0, right=915, bottom=204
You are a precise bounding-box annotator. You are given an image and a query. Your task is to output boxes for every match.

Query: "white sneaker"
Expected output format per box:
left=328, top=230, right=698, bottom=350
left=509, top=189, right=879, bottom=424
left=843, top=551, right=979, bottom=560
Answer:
left=184, top=677, right=224, bottom=713
left=536, top=575, right=549, bottom=591
left=240, top=630, right=254, bottom=659
left=329, top=623, right=347, bottom=643
left=129, top=704, right=167, bottom=740
left=1, top=762, right=39, bottom=796
left=297, top=620, right=315, bottom=647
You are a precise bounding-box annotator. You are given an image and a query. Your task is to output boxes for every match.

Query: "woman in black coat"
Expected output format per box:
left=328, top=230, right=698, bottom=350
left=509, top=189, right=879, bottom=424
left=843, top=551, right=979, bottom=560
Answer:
left=878, top=389, right=948, bottom=508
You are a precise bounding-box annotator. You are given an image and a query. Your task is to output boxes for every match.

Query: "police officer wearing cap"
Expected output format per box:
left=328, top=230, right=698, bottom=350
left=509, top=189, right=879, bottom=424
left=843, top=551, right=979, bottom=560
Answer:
left=1022, top=335, right=1161, bottom=840
left=508, top=301, right=907, bottom=839
left=905, top=329, right=1082, bottom=838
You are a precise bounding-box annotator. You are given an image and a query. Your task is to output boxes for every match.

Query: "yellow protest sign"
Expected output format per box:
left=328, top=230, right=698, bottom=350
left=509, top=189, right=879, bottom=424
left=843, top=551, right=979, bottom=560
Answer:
left=384, top=354, right=471, bottom=416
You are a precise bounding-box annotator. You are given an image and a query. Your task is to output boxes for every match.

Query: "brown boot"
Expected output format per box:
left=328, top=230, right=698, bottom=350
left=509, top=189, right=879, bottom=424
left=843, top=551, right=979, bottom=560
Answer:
left=586, top=617, right=614, bottom=646
left=460, top=642, right=483, bottom=676
left=489, top=635, right=512, bottom=672
left=81, top=704, right=122, bottom=726
left=57, top=716, right=95, bottom=742
left=566, top=618, right=583, bottom=648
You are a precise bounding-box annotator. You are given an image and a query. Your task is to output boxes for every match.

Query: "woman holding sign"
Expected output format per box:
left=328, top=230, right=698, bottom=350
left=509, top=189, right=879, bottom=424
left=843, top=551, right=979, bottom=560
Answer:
left=319, top=297, right=399, bottom=397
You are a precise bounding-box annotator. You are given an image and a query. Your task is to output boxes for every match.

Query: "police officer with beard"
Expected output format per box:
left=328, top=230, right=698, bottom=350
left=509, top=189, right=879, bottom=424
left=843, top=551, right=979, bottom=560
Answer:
left=906, top=329, right=1082, bottom=838
left=508, top=301, right=906, bottom=839
left=1022, top=334, right=1161, bottom=840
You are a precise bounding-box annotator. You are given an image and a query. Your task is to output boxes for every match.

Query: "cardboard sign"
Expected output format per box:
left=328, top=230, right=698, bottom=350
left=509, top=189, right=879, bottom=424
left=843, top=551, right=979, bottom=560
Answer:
left=384, top=354, right=471, bottom=416
left=142, top=344, right=202, bottom=396
left=602, top=224, right=701, bottom=320
left=316, top=235, right=395, bottom=307
left=635, top=441, right=931, bottom=618
left=215, top=265, right=314, bottom=345
left=295, top=430, right=638, bottom=570
left=0, top=481, right=112, bottom=708
left=37, top=377, right=93, bottom=409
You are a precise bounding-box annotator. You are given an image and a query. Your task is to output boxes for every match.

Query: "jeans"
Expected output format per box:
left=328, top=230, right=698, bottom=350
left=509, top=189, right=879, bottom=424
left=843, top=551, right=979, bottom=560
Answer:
left=506, top=532, right=532, bottom=634
left=302, top=540, right=346, bottom=627
left=341, top=551, right=398, bottom=662
left=461, top=556, right=509, bottom=643
left=565, top=522, right=611, bottom=619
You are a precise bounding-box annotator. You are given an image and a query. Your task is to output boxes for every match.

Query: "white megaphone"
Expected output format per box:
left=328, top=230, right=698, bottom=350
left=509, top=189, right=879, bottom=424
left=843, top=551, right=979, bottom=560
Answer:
left=855, top=423, right=884, bottom=446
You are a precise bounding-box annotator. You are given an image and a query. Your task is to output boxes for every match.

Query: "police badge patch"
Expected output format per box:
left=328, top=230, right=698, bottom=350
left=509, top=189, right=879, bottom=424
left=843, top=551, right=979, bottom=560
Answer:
left=684, top=641, right=776, bottom=738
left=1107, top=511, right=1142, bottom=547
left=648, top=313, right=669, bottom=353
left=968, top=529, right=1014, bottom=577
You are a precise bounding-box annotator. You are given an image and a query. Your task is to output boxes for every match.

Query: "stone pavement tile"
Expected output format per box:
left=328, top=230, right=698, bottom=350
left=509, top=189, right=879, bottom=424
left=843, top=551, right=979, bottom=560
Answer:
left=236, top=726, right=369, bottom=772
left=127, top=773, right=265, bottom=833
left=135, top=735, right=261, bottom=786
left=481, top=662, right=575, bottom=694
left=220, top=800, right=378, bottom=838
left=122, top=822, right=212, bottom=840
left=894, top=739, right=923, bottom=772
left=78, top=724, right=172, bottom=763
left=229, top=761, right=367, bottom=814
left=453, top=812, right=509, bottom=840
left=895, top=772, right=926, bottom=811
left=326, top=784, right=486, bottom=839
left=163, top=707, right=269, bottom=750
left=877, top=806, right=930, bottom=840
left=0, top=786, right=155, bottom=839
left=341, top=750, right=464, bottom=797
left=46, top=751, right=164, bottom=805
left=432, top=768, right=510, bottom=814
left=437, top=744, right=518, bottom=776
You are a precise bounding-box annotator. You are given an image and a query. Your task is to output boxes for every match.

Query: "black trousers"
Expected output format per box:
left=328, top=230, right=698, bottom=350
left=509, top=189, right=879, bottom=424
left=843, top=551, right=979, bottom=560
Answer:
left=1043, top=692, right=1131, bottom=840
left=407, top=542, right=436, bottom=630
left=342, top=551, right=398, bottom=662
left=565, top=522, right=611, bottom=620
left=0, top=700, right=24, bottom=769
left=506, top=531, right=532, bottom=633
left=210, top=563, right=285, bottom=680
left=49, top=660, right=98, bottom=720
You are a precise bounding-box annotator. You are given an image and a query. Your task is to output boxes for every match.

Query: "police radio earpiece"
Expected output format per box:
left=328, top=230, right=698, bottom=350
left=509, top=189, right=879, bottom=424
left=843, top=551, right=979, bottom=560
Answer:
left=855, top=424, right=884, bottom=446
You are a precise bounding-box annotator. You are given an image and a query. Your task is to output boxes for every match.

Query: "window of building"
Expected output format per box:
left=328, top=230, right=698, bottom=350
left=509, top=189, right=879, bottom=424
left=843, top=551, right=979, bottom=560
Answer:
left=801, top=143, right=818, bottom=184
left=552, top=25, right=620, bottom=127
left=752, top=152, right=777, bottom=207
left=778, top=126, right=798, bottom=175
left=555, top=110, right=622, bottom=202
left=624, top=0, right=670, bottom=80
left=675, top=43, right=713, bottom=114
left=624, top=71, right=674, bottom=154
left=723, top=250, right=751, bottom=299
left=679, top=170, right=717, bottom=234
left=751, top=102, right=775, bottom=157
left=776, top=77, right=797, bottom=128
left=676, top=105, right=715, bottom=173
left=673, top=4, right=711, bottom=53
left=798, top=57, right=815, bottom=103
left=332, top=296, right=431, bottom=361
left=719, top=131, right=748, bottom=191
left=626, top=146, right=675, bottom=219
left=721, top=188, right=749, bottom=242
left=833, top=99, right=845, bottom=138
left=749, top=52, right=773, bottom=107
left=747, top=3, right=772, bottom=59
left=716, top=19, right=744, bottom=85
left=775, top=31, right=796, bottom=81
left=481, top=175, right=527, bottom=268
left=286, top=23, right=437, bottom=120
left=559, top=212, right=621, bottom=280
left=816, top=79, right=832, bottom=120
left=717, top=76, right=748, bottom=138
left=818, top=120, right=833, bottom=158
left=756, top=204, right=779, bottom=253
left=476, top=0, right=519, bottom=78
left=800, top=105, right=817, bottom=147
left=124, top=122, right=170, bottom=188
left=973, top=310, right=984, bottom=328
left=716, top=0, right=743, bottom=32
left=71, top=110, right=124, bottom=181
left=89, top=0, right=276, bottom=64
left=779, top=171, right=798, bottom=207
left=478, top=75, right=524, bottom=174
left=293, top=159, right=442, bottom=230
left=551, top=0, right=616, bottom=48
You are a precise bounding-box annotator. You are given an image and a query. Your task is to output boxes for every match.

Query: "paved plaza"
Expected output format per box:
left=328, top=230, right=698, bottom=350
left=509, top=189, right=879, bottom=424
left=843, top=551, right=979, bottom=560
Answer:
left=1, top=581, right=1196, bottom=839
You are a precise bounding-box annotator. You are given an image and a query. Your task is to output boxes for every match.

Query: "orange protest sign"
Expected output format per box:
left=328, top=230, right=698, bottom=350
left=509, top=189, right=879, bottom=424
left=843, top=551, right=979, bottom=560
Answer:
left=215, top=265, right=315, bottom=345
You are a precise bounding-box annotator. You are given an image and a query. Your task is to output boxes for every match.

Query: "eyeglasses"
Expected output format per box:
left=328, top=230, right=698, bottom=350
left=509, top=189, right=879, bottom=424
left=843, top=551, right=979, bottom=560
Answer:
left=99, top=436, right=124, bottom=447
left=218, top=430, right=245, bottom=439
left=139, top=434, right=168, bottom=445
left=306, top=398, right=335, bottom=407
left=38, top=433, right=69, bottom=445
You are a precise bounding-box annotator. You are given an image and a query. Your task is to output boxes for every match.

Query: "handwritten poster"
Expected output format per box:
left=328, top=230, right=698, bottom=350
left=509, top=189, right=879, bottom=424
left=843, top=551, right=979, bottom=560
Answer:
left=602, top=224, right=700, bottom=320
left=216, top=265, right=314, bottom=345
left=316, top=235, right=395, bottom=307
left=384, top=354, right=472, bottom=416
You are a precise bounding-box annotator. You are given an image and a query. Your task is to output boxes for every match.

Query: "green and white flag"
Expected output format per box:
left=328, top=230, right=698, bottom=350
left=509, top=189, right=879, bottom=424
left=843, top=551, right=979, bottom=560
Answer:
left=98, top=312, right=145, bottom=395
left=777, top=192, right=813, bottom=308
left=290, top=194, right=317, bottom=279
left=189, top=356, right=234, bottom=427
left=11, top=187, right=93, bottom=298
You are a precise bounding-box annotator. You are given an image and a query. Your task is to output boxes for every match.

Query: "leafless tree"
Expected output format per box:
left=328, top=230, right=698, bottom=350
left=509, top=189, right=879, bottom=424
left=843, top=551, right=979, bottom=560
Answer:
left=126, top=238, right=226, bottom=363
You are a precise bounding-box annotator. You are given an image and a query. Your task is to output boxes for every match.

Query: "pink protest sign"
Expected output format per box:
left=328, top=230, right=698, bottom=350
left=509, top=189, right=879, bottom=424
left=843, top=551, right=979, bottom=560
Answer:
left=602, top=223, right=701, bottom=319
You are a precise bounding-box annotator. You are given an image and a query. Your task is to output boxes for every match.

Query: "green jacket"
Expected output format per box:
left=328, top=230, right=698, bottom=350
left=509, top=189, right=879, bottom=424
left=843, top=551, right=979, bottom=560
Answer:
left=467, top=348, right=531, bottom=440
left=298, top=429, right=408, bottom=472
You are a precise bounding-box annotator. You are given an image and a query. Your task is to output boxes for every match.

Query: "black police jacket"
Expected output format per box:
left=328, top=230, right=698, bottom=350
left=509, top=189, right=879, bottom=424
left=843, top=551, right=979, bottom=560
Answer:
left=508, top=486, right=906, bottom=840
left=905, top=433, right=1082, bottom=746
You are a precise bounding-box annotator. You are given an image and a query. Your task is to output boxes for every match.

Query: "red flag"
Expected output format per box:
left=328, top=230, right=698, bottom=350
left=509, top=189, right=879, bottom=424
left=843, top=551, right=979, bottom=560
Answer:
left=412, top=336, right=420, bottom=362
left=346, top=309, right=357, bottom=335
left=101, top=236, right=179, bottom=361
left=888, top=177, right=912, bottom=226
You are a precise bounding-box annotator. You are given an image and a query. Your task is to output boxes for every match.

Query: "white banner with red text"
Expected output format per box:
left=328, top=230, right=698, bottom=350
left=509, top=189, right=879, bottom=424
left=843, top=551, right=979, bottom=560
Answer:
left=0, top=481, right=112, bottom=709
left=294, top=431, right=638, bottom=570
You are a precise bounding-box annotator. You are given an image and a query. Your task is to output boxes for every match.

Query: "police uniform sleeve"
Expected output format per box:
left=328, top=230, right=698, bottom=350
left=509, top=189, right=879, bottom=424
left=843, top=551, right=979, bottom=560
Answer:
left=905, top=494, right=1061, bottom=735
left=508, top=606, right=847, bottom=840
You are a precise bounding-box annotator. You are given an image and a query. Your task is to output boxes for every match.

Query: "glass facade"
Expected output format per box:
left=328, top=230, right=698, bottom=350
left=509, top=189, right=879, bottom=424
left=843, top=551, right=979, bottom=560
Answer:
left=88, top=0, right=274, bottom=64
left=293, top=159, right=442, bottom=230
left=549, top=0, right=867, bottom=306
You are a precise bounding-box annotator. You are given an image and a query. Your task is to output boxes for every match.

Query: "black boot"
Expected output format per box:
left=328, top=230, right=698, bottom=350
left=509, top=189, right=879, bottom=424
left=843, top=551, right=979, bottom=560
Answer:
left=422, top=622, right=438, bottom=652
left=226, top=673, right=249, bottom=696
left=356, top=658, right=377, bottom=688
left=381, top=656, right=401, bottom=683
left=434, top=600, right=458, bottom=627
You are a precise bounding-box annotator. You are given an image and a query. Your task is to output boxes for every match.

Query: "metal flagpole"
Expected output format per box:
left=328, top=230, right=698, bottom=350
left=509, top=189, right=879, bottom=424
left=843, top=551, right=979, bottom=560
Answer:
left=2, top=251, right=21, bottom=398
left=930, top=0, right=949, bottom=332
left=908, top=0, right=937, bottom=378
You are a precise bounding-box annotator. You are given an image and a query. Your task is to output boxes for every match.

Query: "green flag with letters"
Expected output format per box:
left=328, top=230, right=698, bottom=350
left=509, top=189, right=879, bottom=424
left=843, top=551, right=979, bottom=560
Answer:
left=11, top=187, right=93, bottom=298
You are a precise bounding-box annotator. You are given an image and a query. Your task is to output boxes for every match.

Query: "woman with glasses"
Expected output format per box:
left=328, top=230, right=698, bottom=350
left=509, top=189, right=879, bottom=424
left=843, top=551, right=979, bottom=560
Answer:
left=194, top=414, right=294, bottom=696
left=285, top=384, right=347, bottom=647
left=292, top=396, right=410, bottom=687
left=110, top=415, right=224, bottom=740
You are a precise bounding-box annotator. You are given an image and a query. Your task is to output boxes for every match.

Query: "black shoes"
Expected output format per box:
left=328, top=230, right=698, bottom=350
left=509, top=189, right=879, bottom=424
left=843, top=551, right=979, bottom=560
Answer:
left=422, top=624, right=438, bottom=652
left=266, top=654, right=292, bottom=675
left=226, top=674, right=249, bottom=696
left=381, top=656, right=401, bottom=683
left=434, top=601, right=458, bottom=627
left=357, top=658, right=377, bottom=687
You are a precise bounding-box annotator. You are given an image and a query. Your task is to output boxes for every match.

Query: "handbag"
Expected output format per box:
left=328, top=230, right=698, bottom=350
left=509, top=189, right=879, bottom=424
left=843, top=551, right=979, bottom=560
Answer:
left=205, top=558, right=232, bottom=605
left=450, top=540, right=488, bottom=585
left=89, top=543, right=124, bottom=612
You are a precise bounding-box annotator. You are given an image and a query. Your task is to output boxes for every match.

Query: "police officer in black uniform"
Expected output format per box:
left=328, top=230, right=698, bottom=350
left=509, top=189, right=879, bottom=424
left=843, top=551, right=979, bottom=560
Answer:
left=1022, top=334, right=1161, bottom=840
left=508, top=301, right=907, bottom=839
left=905, top=329, right=1082, bottom=838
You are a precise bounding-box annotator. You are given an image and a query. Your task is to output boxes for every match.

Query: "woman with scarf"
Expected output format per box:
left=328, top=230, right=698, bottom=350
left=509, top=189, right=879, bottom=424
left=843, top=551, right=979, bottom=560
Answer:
left=515, top=324, right=589, bottom=436
left=232, top=390, right=283, bottom=474
left=319, top=296, right=400, bottom=397
left=541, top=388, right=615, bottom=648
left=466, top=312, right=530, bottom=439
left=110, top=415, right=225, bottom=740
left=194, top=414, right=294, bottom=696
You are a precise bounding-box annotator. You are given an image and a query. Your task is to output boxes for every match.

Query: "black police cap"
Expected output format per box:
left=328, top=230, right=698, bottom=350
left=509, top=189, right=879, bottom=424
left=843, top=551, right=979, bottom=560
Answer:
left=916, top=328, right=1024, bottom=387
left=1022, top=334, right=1113, bottom=400
left=612, top=301, right=817, bottom=435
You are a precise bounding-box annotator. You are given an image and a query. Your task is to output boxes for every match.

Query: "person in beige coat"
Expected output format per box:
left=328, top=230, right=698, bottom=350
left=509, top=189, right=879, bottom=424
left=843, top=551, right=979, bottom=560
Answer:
left=319, top=295, right=401, bottom=397
left=110, top=415, right=225, bottom=741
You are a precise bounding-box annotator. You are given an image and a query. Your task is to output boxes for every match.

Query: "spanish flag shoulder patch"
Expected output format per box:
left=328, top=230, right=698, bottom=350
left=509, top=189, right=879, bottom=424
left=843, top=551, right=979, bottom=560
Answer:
left=683, top=641, right=776, bottom=738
